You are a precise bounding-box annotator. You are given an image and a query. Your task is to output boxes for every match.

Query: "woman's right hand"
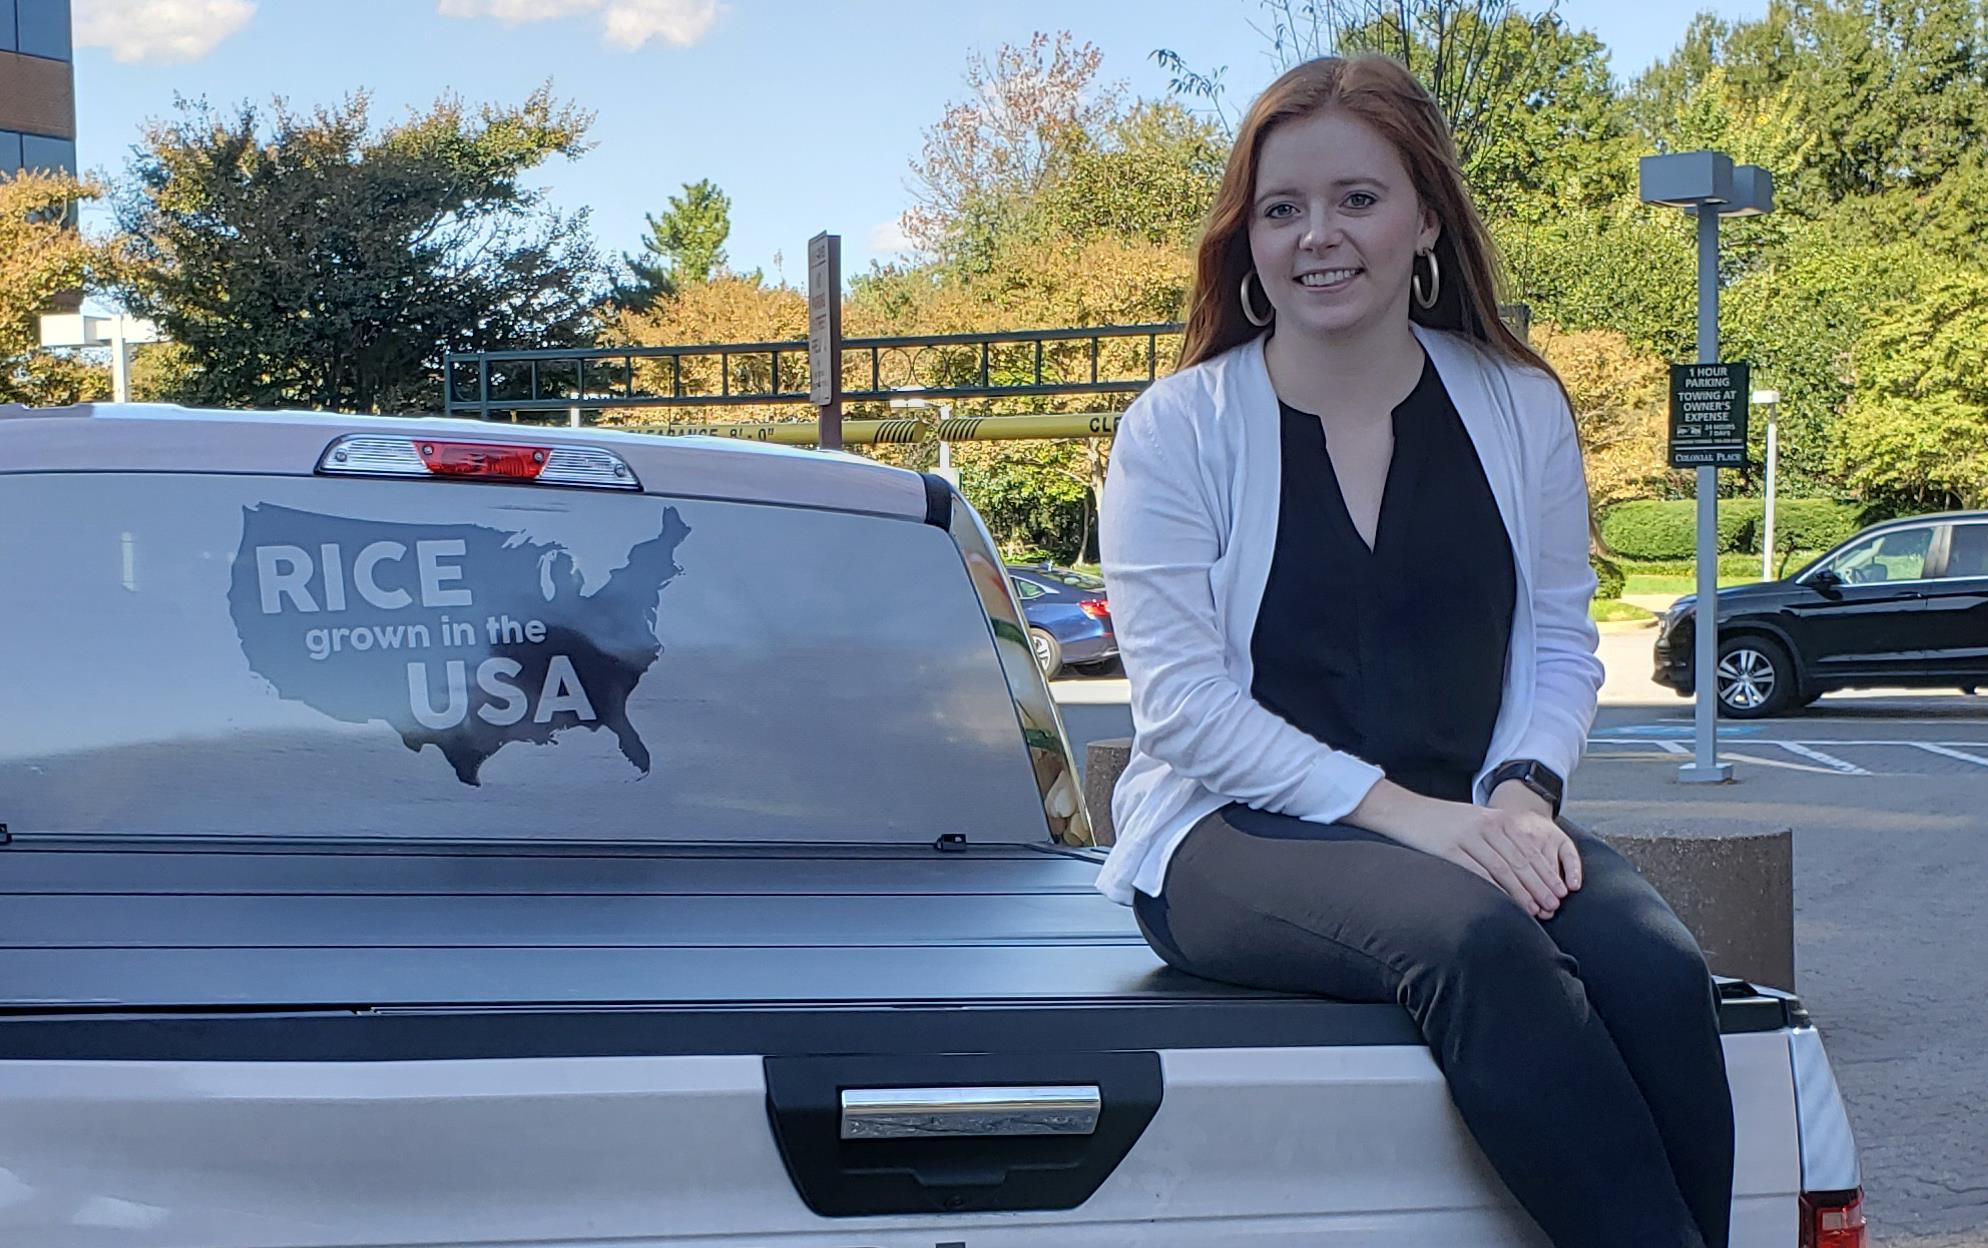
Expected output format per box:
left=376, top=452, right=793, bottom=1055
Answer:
left=1349, top=781, right=1575, bottom=919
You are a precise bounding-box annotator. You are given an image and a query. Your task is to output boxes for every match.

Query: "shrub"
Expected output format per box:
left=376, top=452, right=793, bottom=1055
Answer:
left=1599, top=498, right=1865, bottom=560
left=1599, top=500, right=1728, bottom=560
left=1769, top=499, right=1866, bottom=554
left=1591, top=555, right=1626, bottom=599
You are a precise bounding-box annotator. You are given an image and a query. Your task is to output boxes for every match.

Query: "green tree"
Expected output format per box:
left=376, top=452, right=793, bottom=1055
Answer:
left=1634, top=0, right=1988, bottom=210
left=1461, top=13, right=1638, bottom=224
left=1159, top=2, right=1599, bottom=177
left=0, top=170, right=109, bottom=405
left=1159, top=3, right=1639, bottom=231
left=109, top=86, right=606, bottom=415
left=903, top=32, right=1125, bottom=273
left=1834, top=273, right=1988, bottom=510
left=1629, top=8, right=1797, bottom=143
left=1032, top=101, right=1227, bottom=249
left=618, top=178, right=740, bottom=310
left=1786, top=0, right=1987, bottom=203
left=1498, top=203, right=1697, bottom=361
left=1722, top=217, right=1935, bottom=495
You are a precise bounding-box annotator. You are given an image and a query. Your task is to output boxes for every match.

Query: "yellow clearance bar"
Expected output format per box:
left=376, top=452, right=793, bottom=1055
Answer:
left=627, top=412, right=1122, bottom=445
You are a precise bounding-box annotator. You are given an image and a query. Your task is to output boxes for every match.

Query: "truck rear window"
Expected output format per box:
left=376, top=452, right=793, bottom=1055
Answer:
left=0, top=474, right=1052, bottom=844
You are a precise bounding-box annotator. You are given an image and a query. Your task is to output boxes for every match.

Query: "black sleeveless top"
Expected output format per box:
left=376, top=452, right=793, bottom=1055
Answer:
left=1249, top=353, right=1516, bottom=803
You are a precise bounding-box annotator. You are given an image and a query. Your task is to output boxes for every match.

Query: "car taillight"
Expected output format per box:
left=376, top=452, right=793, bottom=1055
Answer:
left=1801, top=1189, right=1866, bottom=1248
left=1079, top=598, right=1109, bottom=619
left=417, top=440, right=547, bottom=479
left=318, top=434, right=640, bottom=489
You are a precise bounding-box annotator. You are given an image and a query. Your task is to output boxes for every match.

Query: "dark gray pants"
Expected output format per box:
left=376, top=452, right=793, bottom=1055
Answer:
left=1133, top=805, right=1735, bottom=1248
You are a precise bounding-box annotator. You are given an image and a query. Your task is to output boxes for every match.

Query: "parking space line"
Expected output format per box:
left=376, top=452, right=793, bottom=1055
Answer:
left=1774, top=742, right=1873, bottom=775
left=1654, top=740, right=1690, bottom=755
left=1912, top=741, right=1988, bottom=768
left=1724, top=751, right=1849, bottom=775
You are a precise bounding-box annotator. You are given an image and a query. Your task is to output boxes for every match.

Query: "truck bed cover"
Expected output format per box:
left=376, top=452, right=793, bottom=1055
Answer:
left=0, top=840, right=1794, bottom=1061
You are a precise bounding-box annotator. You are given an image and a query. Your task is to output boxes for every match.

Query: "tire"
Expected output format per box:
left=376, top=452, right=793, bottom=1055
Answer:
left=1715, top=635, right=1796, bottom=719
left=1029, top=628, right=1064, bottom=679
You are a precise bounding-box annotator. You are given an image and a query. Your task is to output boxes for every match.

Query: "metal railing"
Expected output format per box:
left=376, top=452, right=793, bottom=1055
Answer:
left=444, top=304, right=1531, bottom=427
left=443, top=323, right=1185, bottom=421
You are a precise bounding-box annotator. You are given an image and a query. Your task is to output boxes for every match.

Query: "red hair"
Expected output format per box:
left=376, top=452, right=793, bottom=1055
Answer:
left=1180, top=54, right=1547, bottom=376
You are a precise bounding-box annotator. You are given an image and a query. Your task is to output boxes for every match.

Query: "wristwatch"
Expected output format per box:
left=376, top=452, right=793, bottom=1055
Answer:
left=1489, top=759, right=1565, bottom=816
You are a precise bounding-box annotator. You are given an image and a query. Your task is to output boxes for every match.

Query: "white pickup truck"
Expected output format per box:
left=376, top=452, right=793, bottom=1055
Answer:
left=0, top=403, right=1864, bottom=1248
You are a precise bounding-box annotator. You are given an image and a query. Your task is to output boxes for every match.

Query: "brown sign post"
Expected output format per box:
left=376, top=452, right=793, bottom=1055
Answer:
left=807, top=233, right=843, bottom=451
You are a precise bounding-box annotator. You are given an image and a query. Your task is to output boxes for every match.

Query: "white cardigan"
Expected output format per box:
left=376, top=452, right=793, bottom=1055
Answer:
left=1094, top=324, right=1605, bottom=905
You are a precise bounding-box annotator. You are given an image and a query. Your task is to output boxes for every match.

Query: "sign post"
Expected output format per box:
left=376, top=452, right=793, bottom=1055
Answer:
left=1669, top=357, right=1749, bottom=779
left=39, top=312, right=163, bottom=403
left=1641, top=150, right=1773, bottom=784
left=807, top=233, right=843, bottom=452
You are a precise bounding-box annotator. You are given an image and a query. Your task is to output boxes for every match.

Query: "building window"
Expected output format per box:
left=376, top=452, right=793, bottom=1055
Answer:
left=19, top=132, right=72, bottom=174
left=2, top=0, right=19, bottom=54
left=0, top=129, right=24, bottom=176
left=16, top=0, right=72, bottom=62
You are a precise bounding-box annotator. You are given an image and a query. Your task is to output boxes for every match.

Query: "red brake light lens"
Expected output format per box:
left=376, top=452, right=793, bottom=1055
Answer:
left=417, top=440, right=550, bottom=479
left=1079, top=598, right=1109, bottom=619
left=1801, top=1189, right=1866, bottom=1248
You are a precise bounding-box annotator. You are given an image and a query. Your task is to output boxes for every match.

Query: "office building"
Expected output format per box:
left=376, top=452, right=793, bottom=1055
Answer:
left=1, top=0, right=76, bottom=180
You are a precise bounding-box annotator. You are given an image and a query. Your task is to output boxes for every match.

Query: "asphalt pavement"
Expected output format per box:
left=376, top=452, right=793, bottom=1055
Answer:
left=1052, top=624, right=1988, bottom=1247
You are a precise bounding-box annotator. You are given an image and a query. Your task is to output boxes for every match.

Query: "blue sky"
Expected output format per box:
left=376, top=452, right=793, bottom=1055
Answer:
left=69, top=0, right=1767, bottom=288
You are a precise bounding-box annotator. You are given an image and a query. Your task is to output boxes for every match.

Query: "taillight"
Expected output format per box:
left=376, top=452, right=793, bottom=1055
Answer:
left=319, top=434, right=640, bottom=489
left=1079, top=598, right=1109, bottom=619
left=1801, top=1189, right=1866, bottom=1248
left=417, top=440, right=548, bottom=479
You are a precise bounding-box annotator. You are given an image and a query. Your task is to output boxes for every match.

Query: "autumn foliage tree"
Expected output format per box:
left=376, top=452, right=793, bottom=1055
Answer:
left=1530, top=323, right=1684, bottom=554
left=0, top=171, right=109, bottom=405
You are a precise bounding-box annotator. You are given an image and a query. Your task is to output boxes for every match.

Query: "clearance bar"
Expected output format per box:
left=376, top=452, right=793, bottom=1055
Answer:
left=626, top=412, right=1122, bottom=446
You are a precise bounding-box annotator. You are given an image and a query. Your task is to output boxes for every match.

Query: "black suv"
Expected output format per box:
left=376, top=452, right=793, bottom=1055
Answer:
left=1653, top=511, right=1988, bottom=717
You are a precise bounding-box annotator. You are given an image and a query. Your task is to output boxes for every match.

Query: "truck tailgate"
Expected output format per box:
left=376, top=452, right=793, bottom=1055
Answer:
left=0, top=840, right=1804, bottom=1246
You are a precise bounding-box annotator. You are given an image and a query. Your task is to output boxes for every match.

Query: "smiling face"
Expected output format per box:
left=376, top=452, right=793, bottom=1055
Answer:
left=1246, top=108, right=1440, bottom=339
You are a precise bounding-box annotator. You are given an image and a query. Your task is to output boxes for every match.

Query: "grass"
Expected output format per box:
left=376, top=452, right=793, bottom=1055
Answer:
left=1617, top=550, right=1826, bottom=599
left=1066, top=556, right=1822, bottom=605
left=1623, top=573, right=1759, bottom=596
left=1591, top=599, right=1656, bottom=624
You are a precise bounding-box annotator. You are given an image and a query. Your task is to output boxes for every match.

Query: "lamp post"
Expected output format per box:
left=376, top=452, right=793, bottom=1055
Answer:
left=38, top=312, right=163, bottom=403
left=1639, top=151, right=1774, bottom=784
left=1754, top=389, right=1781, bottom=580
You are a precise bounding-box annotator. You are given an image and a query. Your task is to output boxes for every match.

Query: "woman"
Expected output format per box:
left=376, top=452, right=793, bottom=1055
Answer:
left=1097, top=55, right=1735, bottom=1248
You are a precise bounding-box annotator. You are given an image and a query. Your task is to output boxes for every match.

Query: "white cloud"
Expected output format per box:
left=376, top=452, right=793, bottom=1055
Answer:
left=868, top=217, right=916, bottom=255
left=437, top=0, right=721, bottom=50
left=73, top=0, right=257, bottom=64
left=434, top=0, right=595, bottom=21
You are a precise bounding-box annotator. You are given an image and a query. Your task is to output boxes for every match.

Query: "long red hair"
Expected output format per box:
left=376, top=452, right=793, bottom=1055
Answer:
left=1180, top=54, right=1546, bottom=376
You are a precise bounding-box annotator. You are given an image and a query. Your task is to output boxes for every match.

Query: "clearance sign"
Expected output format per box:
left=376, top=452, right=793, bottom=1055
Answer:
left=632, top=412, right=1122, bottom=445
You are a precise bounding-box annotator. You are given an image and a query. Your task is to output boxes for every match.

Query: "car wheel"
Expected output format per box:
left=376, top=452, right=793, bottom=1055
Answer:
left=1715, top=636, right=1795, bottom=718
left=1029, top=628, right=1064, bottom=679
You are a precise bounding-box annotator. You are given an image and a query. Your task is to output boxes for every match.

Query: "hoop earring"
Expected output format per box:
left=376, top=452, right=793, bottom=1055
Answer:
left=1412, top=249, right=1440, bottom=310
left=1240, top=271, right=1275, bottom=327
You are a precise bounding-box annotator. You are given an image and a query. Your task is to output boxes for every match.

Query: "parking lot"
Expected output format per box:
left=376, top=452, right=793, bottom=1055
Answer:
left=1055, top=625, right=1988, bottom=1247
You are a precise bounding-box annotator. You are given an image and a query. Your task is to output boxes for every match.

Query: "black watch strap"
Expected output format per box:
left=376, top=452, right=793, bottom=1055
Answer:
left=1489, top=759, right=1564, bottom=815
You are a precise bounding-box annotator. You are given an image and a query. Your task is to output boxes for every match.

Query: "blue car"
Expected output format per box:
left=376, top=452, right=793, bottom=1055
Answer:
left=1006, top=563, right=1118, bottom=678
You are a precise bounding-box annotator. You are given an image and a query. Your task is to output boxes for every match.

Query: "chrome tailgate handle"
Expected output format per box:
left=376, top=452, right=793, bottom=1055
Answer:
left=839, top=1085, right=1102, bottom=1139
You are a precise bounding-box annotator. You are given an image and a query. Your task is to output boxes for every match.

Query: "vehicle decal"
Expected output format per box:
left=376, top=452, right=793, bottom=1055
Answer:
left=228, top=502, right=690, bottom=785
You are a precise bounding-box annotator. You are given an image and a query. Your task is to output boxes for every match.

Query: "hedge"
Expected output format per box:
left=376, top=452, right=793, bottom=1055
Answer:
left=1591, top=555, right=1626, bottom=599
left=1598, top=498, right=1867, bottom=561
